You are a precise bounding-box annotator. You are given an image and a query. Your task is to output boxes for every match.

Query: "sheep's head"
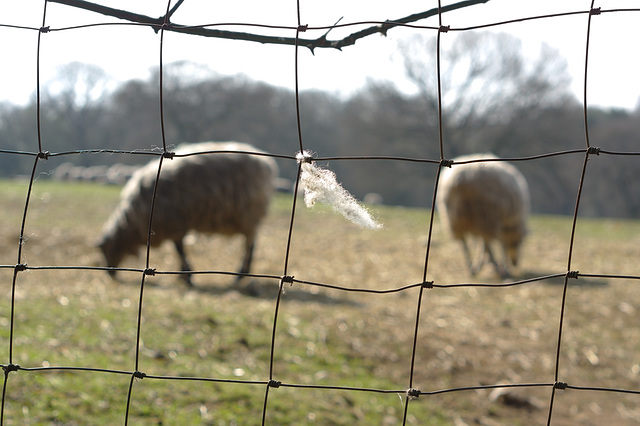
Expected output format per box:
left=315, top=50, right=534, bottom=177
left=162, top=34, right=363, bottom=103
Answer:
left=503, top=225, right=526, bottom=267
left=506, top=241, right=521, bottom=267
left=97, top=234, right=125, bottom=279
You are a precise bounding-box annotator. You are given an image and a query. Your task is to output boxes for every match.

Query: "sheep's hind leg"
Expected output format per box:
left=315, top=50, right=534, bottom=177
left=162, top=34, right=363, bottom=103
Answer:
left=174, top=239, right=194, bottom=286
left=485, top=241, right=510, bottom=279
left=236, top=237, right=255, bottom=283
left=461, top=239, right=478, bottom=276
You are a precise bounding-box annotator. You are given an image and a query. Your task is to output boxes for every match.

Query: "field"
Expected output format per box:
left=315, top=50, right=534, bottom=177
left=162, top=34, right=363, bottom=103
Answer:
left=0, top=179, right=639, bottom=425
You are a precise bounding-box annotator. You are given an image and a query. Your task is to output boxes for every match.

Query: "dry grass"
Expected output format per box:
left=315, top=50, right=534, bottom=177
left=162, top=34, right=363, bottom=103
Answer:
left=0, top=179, right=639, bottom=424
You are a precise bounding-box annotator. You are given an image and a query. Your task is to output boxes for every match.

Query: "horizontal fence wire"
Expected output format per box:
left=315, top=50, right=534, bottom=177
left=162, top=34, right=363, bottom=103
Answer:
left=1, top=0, right=640, bottom=424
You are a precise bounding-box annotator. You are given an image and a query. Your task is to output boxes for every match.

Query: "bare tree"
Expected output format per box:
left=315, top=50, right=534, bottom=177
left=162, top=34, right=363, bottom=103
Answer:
left=40, top=62, right=113, bottom=158
left=44, top=62, right=112, bottom=111
left=399, top=32, right=574, bottom=130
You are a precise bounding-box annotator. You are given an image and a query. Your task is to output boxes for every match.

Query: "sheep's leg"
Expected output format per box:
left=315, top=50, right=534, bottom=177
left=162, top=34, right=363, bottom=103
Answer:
left=485, top=241, right=498, bottom=270
left=236, top=236, right=255, bottom=282
left=461, top=239, right=477, bottom=276
left=485, top=241, right=510, bottom=279
left=464, top=237, right=489, bottom=276
left=174, top=239, right=193, bottom=286
left=473, top=238, right=489, bottom=275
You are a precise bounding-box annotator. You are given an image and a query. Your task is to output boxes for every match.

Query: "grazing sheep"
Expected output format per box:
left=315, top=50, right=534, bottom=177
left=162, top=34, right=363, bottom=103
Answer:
left=436, top=153, right=530, bottom=278
left=98, top=141, right=279, bottom=286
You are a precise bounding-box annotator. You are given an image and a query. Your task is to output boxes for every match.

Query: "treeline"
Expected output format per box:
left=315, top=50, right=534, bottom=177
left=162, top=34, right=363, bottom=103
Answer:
left=1, top=61, right=640, bottom=218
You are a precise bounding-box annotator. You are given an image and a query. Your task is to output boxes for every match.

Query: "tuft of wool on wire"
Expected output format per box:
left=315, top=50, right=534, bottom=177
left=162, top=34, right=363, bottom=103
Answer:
left=297, top=151, right=382, bottom=230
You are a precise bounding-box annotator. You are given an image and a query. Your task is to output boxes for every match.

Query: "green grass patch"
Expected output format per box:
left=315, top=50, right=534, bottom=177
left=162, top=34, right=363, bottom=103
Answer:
left=0, top=179, right=639, bottom=424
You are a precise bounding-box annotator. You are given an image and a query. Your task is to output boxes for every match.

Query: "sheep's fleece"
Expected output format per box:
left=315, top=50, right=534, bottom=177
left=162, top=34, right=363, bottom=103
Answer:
left=98, top=141, right=278, bottom=285
left=436, top=153, right=529, bottom=278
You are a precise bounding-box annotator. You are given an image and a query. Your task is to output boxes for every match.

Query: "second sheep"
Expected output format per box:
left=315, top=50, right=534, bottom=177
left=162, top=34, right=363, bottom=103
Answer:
left=436, top=153, right=530, bottom=278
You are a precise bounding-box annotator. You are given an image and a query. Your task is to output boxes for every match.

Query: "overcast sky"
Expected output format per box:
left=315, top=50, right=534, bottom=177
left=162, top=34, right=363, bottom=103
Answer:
left=1, top=0, right=639, bottom=109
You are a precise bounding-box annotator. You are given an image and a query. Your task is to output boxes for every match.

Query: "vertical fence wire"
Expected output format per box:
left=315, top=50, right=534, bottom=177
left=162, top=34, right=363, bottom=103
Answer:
left=547, top=3, right=598, bottom=422
left=262, top=2, right=309, bottom=422
left=124, top=2, right=175, bottom=424
left=2, top=0, right=51, bottom=423
left=402, top=3, right=448, bottom=424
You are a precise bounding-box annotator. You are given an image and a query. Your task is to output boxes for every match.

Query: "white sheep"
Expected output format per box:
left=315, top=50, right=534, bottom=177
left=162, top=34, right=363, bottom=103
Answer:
left=98, top=141, right=279, bottom=286
left=436, top=153, right=530, bottom=278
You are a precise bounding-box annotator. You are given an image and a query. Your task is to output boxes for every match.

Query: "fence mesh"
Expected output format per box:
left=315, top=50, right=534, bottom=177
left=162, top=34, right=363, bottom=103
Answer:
left=1, top=1, right=640, bottom=424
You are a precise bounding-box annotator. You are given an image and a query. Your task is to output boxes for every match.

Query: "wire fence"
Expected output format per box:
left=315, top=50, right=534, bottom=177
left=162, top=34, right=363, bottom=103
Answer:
left=1, top=1, right=640, bottom=424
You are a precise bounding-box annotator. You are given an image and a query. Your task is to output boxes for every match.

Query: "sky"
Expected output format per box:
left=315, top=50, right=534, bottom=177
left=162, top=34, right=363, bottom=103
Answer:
left=1, top=0, right=639, bottom=110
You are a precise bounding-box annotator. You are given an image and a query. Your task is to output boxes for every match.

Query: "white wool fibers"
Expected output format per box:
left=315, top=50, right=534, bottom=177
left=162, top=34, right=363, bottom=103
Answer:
left=296, top=152, right=382, bottom=230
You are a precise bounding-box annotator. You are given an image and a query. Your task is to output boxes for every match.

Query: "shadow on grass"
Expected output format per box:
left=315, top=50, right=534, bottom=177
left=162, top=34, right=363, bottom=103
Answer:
left=110, top=272, right=360, bottom=306
left=188, top=277, right=362, bottom=306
